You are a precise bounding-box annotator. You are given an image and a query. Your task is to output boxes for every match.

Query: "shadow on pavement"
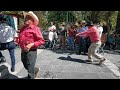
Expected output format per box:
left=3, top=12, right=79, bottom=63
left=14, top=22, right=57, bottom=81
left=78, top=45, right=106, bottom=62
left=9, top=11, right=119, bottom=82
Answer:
left=7, top=73, right=28, bottom=79
left=52, top=49, right=77, bottom=55
left=58, top=56, right=86, bottom=63
left=58, top=56, right=104, bottom=67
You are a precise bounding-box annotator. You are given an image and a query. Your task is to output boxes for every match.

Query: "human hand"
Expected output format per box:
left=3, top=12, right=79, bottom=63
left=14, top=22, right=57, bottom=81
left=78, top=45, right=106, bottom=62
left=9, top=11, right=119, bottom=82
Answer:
left=76, top=34, right=79, bottom=36
left=25, top=43, right=34, bottom=52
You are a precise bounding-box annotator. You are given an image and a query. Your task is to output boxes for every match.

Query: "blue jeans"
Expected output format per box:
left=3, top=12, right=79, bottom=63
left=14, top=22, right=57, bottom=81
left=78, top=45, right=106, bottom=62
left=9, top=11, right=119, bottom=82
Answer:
left=0, top=41, right=16, bottom=67
left=68, top=37, right=74, bottom=50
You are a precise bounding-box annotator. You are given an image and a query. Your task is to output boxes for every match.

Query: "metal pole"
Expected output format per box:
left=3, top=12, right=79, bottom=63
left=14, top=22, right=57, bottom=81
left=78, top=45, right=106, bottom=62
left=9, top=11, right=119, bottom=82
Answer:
left=66, top=11, right=68, bottom=24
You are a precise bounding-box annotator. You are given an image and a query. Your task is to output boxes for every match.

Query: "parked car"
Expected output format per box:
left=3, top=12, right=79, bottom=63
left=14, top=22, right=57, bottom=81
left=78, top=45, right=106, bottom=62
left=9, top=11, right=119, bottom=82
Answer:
left=42, top=30, right=49, bottom=48
left=42, top=30, right=49, bottom=41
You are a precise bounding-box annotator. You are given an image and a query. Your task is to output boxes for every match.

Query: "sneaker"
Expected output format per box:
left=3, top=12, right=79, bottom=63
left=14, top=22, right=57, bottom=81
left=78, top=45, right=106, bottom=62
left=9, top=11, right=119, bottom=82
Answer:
left=35, top=68, right=40, bottom=78
left=85, top=60, right=92, bottom=64
left=98, top=58, right=106, bottom=65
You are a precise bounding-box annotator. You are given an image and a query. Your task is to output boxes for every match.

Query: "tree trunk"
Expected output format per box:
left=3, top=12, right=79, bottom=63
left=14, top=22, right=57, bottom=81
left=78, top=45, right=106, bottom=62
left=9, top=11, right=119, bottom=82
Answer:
left=115, top=11, right=120, bottom=34
left=90, top=11, right=101, bottom=23
left=33, top=11, right=42, bottom=27
left=105, top=11, right=113, bottom=35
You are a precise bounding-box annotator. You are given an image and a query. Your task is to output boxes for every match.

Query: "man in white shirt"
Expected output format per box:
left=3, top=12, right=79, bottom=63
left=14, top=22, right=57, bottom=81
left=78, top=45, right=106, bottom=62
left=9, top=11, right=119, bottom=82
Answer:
left=95, top=23, right=103, bottom=38
left=0, top=14, right=18, bottom=72
left=95, top=22, right=104, bottom=53
left=48, top=22, right=58, bottom=49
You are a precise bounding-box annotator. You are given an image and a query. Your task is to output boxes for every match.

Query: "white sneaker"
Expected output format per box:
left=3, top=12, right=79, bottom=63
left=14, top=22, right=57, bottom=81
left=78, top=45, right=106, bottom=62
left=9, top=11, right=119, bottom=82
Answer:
left=98, top=58, right=106, bottom=65
left=85, top=60, right=92, bottom=64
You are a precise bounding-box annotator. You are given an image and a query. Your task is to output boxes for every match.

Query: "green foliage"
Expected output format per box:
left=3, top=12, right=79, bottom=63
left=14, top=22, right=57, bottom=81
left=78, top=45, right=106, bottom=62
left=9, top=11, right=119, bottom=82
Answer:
left=47, top=11, right=67, bottom=23
left=0, top=11, right=119, bottom=33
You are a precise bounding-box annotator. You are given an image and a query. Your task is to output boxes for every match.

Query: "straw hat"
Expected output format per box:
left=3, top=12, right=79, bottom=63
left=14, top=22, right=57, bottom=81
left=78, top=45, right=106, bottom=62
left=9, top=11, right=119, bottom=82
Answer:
left=23, top=11, right=39, bottom=26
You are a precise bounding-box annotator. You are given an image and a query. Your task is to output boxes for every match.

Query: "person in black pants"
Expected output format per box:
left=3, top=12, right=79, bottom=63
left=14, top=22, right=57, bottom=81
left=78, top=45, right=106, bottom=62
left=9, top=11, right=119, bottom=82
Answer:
left=19, top=11, right=45, bottom=79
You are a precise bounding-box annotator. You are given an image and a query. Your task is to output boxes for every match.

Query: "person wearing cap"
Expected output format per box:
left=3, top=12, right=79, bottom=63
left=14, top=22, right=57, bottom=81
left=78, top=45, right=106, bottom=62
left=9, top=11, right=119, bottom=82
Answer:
left=19, top=11, right=45, bottom=79
left=0, top=14, right=18, bottom=72
left=76, top=21, right=106, bottom=65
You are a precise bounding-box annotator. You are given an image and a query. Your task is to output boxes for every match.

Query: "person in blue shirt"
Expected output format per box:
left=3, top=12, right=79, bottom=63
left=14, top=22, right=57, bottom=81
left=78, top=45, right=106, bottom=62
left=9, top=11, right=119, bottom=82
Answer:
left=77, top=20, right=88, bottom=55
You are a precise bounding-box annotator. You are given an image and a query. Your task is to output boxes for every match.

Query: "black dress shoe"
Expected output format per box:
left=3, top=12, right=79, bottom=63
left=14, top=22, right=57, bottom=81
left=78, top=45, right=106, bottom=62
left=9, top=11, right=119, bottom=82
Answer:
left=11, top=66, right=15, bottom=72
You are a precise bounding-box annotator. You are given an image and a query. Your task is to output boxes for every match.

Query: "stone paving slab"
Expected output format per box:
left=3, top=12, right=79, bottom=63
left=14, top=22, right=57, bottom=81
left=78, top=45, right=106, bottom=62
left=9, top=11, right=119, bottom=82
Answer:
left=70, top=72, right=100, bottom=79
left=97, top=73, right=116, bottom=79
left=36, top=49, right=118, bottom=79
left=1, top=49, right=120, bottom=79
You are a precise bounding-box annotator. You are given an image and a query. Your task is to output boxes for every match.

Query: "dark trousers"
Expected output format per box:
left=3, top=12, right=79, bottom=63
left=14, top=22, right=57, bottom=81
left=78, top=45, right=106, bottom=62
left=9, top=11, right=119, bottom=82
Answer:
left=78, top=37, right=91, bottom=54
left=0, top=41, right=16, bottom=67
left=108, top=42, right=116, bottom=50
left=78, top=37, right=87, bottom=53
left=21, top=50, right=39, bottom=79
left=59, top=36, right=66, bottom=49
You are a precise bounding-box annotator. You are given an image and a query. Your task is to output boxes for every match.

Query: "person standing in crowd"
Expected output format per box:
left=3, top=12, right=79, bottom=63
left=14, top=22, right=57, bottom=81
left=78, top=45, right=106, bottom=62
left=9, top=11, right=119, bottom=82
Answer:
left=68, top=24, right=77, bottom=50
left=59, top=23, right=67, bottom=49
left=48, top=22, right=58, bottom=49
left=77, top=20, right=88, bottom=55
left=107, top=34, right=116, bottom=50
left=95, top=22, right=103, bottom=38
left=102, top=22, right=108, bottom=45
left=19, top=11, right=45, bottom=79
left=0, top=14, right=18, bottom=72
left=50, top=22, right=58, bottom=39
left=95, top=22, right=105, bottom=53
left=102, top=22, right=108, bottom=34
left=76, top=21, right=106, bottom=65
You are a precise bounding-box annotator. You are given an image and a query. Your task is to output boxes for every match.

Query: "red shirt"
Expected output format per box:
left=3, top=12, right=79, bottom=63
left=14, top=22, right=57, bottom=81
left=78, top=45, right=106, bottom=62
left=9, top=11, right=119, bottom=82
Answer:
left=19, top=25, right=45, bottom=50
left=68, top=29, right=76, bottom=37
left=78, top=26, right=100, bottom=43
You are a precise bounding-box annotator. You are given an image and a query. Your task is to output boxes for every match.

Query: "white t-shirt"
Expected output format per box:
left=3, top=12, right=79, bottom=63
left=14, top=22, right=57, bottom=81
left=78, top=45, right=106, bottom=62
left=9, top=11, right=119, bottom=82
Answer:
left=0, top=23, right=18, bottom=43
left=49, top=25, right=56, bottom=31
left=48, top=31, right=54, bottom=41
left=48, top=25, right=58, bottom=40
left=96, top=25, right=103, bottom=38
